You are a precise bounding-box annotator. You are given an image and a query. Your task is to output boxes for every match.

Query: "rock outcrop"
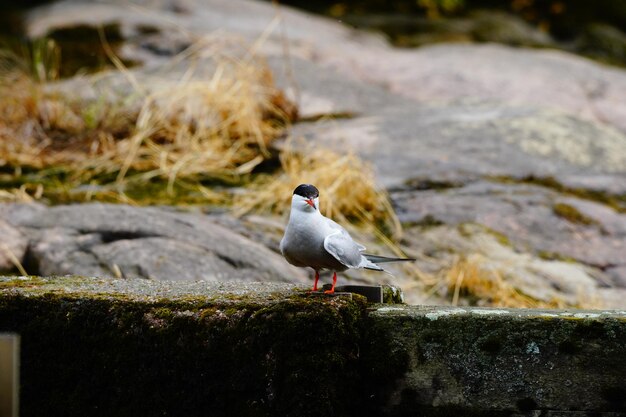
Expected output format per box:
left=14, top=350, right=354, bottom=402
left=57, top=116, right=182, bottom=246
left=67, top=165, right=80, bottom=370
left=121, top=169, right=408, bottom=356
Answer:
left=0, top=203, right=306, bottom=283
left=1, top=0, right=624, bottom=307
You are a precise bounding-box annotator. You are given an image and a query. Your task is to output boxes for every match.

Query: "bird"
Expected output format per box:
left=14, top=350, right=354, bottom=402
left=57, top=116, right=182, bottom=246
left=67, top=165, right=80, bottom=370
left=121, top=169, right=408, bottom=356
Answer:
left=280, top=184, right=415, bottom=294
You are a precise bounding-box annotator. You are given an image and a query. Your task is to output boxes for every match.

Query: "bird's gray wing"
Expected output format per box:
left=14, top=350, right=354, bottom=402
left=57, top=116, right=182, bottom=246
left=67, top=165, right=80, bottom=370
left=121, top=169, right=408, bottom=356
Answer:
left=325, top=218, right=366, bottom=251
left=323, top=229, right=366, bottom=269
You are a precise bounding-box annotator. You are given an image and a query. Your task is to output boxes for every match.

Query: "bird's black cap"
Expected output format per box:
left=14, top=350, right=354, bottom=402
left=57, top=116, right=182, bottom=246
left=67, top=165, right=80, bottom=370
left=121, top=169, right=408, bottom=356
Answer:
left=293, top=184, right=319, bottom=199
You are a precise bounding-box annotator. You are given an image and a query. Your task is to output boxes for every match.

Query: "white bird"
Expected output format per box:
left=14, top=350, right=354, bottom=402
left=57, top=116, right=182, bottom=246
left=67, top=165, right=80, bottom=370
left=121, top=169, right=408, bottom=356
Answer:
left=280, top=184, right=414, bottom=293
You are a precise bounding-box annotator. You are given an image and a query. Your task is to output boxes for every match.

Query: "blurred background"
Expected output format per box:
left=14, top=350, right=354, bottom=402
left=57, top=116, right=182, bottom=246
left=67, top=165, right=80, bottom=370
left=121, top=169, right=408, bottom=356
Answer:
left=0, top=0, right=625, bottom=308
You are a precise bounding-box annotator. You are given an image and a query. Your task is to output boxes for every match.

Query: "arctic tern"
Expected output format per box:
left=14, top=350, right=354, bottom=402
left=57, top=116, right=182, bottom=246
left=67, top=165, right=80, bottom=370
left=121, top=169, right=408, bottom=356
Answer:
left=280, top=184, right=414, bottom=293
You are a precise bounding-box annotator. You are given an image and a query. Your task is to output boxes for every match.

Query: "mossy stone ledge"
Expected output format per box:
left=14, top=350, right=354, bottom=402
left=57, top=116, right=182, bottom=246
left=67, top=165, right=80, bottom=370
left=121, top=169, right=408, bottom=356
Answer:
left=0, top=276, right=367, bottom=417
left=366, top=306, right=626, bottom=417
left=1, top=276, right=626, bottom=417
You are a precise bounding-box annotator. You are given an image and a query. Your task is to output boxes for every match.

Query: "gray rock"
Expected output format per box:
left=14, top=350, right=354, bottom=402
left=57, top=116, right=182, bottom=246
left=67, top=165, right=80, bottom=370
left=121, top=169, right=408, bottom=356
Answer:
left=358, top=43, right=626, bottom=135
left=265, top=55, right=410, bottom=119
left=3, top=203, right=306, bottom=283
left=90, top=237, right=248, bottom=281
left=0, top=220, right=28, bottom=272
left=394, top=181, right=626, bottom=273
left=400, top=222, right=618, bottom=308
left=24, top=0, right=626, bottom=135
left=0, top=203, right=47, bottom=225
left=28, top=228, right=112, bottom=278
left=578, top=22, right=626, bottom=65
left=607, top=265, right=626, bottom=288
left=470, top=9, right=554, bottom=47
left=290, top=101, right=626, bottom=190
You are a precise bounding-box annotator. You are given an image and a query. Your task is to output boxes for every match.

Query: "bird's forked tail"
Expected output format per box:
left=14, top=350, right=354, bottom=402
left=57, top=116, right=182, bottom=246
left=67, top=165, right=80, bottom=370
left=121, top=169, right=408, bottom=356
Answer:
left=363, top=254, right=415, bottom=264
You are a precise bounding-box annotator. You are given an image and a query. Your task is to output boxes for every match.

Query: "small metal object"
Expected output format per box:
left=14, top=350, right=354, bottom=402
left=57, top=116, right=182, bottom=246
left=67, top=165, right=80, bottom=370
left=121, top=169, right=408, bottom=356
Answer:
left=321, top=284, right=384, bottom=303
left=0, top=334, right=19, bottom=417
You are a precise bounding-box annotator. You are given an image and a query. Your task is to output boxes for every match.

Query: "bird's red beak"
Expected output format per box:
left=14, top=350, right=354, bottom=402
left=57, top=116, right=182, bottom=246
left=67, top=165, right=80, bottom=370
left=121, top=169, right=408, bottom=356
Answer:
left=305, top=198, right=316, bottom=209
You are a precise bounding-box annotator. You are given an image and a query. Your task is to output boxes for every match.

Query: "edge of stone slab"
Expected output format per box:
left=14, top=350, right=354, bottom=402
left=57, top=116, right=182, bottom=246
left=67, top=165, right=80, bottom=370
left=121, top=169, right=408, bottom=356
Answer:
left=371, top=304, right=626, bottom=320
left=0, top=276, right=409, bottom=305
left=0, top=275, right=310, bottom=303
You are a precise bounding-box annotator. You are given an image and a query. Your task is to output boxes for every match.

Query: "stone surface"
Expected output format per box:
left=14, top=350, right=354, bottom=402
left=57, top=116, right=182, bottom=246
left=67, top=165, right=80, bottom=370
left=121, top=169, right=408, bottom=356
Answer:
left=578, top=23, right=626, bottom=66
left=367, top=304, right=626, bottom=416
left=0, top=220, right=28, bottom=272
left=0, top=276, right=365, bottom=417
left=1, top=276, right=625, bottom=416
left=358, top=44, right=626, bottom=135
left=0, top=203, right=418, bottom=301
left=399, top=222, right=626, bottom=308
left=24, top=0, right=626, bottom=133
left=394, top=182, right=626, bottom=272
left=290, top=101, right=626, bottom=190
left=0, top=203, right=306, bottom=284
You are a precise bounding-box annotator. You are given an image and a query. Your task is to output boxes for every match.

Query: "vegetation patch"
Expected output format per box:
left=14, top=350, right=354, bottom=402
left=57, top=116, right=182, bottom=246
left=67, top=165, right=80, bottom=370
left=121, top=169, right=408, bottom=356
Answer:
left=234, top=142, right=403, bottom=238
left=443, top=255, right=570, bottom=309
left=404, top=177, right=463, bottom=191
left=0, top=33, right=402, bottom=232
left=491, top=175, right=626, bottom=213
left=0, top=35, right=296, bottom=202
left=552, top=202, right=597, bottom=226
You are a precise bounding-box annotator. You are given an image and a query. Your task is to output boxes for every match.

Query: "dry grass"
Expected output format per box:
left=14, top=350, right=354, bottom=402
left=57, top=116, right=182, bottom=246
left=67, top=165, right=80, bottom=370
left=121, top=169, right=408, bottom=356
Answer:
left=0, top=36, right=295, bottom=204
left=0, top=185, right=43, bottom=203
left=0, top=33, right=404, bottom=245
left=0, top=32, right=402, bottom=245
left=444, top=255, right=571, bottom=308
left=233, top=141, right=403, bottom=237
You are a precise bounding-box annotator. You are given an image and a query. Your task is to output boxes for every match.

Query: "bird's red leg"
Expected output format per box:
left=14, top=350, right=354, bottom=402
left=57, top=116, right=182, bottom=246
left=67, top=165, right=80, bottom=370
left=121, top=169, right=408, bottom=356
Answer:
left=324, top=272, right=337, bottom=294
left=312, top=270, right=320, bottom=292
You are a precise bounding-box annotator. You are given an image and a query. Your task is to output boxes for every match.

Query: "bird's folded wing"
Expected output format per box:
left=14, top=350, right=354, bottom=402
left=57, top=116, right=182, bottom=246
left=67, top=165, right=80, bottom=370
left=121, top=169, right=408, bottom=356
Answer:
left=325, top=218, right=366, bottom=251
left=323, top=230, right=363, bottom=268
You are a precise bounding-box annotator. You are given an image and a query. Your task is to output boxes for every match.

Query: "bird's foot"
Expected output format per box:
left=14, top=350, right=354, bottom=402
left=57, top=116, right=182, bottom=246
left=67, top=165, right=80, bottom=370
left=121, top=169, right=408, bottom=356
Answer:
left=323, top=272, right=337, bottom=294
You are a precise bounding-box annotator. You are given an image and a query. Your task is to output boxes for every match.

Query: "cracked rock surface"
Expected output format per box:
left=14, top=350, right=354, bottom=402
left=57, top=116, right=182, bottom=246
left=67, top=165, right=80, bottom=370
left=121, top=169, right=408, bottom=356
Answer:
left=0, top=203, right=306, bottom=284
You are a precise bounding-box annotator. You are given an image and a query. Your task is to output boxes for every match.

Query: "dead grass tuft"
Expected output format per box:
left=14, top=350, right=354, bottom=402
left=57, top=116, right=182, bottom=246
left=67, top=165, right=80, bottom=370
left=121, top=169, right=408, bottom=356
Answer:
left=233, top=141, right=402, bottom=237
left=0, top=185, right=43, bottom=203
left=444, top=255, right=571, bottom=309
left=0, top=36, right=295, bottom=203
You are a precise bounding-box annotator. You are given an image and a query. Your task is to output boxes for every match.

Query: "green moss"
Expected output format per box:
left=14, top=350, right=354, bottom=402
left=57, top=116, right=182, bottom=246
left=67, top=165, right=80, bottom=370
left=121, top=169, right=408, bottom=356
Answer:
left=0, top=276, right=46, bottom=288
left=455, top=223, right=511, bottom=246
left=404, top=178, right=462, bottom=191
left=3, top=277, right=626, bottom=416
left=0, top=170, right=234, bottom=207
left=490, top=175, right=626, bottom=213
left=382, top=285, right=404, bottom=304
left=366, top=307, right=626, bottom=414
left=403, top=214, right=445, bottom=228
left=297, top=111, right=358, bottom=122
left=552, top=202, right=597, bottom=225
left=537, top=250, right=578, bottom=263
left=483, top=227, right=511, bottom=246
